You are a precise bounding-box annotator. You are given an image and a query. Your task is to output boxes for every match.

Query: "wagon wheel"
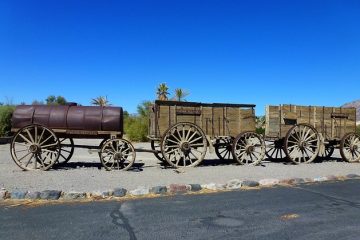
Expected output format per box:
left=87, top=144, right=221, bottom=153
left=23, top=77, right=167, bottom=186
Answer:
left=56, top=138, right=74, bottom=165
left=161, top=122, right=208, bottom=168
left=284, top=124, right=320, bottom=164
left=98, top=138, right=109, bottom=158
left=150, top=140, right=166, bottom=163
left=265, top=139, right=286, bottom=160
left=318, top=145, right=335, bottom=159
left=340, top=133, right=360, bottom=163
left=10, top=124, right=60, bottom=171
left=215, top=138, right=233, bottom=160
left=100, top=138, right=136, bottom=171
left=232, top=132, right=265, bottom=165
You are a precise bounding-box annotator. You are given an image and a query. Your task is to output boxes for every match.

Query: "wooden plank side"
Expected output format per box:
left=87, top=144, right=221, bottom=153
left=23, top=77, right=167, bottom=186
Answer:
left=212, top=107, right=224, bottom=136
left=226, top=106, right=241, bottom=137
left=201, top=106, right=213, bottom=136
left=157, top=105, right=171, bottom=136
left=239, top=108, right=256, bottom=133
left=265, top=105, right=280, bottom=138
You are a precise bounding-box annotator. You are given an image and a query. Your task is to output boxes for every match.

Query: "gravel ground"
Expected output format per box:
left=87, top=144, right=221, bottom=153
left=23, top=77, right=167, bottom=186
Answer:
left=1, top=139, right=360, bottom=192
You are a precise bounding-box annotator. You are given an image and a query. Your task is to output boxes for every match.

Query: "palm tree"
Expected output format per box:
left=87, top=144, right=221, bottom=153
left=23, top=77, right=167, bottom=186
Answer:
left=174, top=88, right=189, bottom=101
left=156, top=83, right=169, bottom=101
left=91, top=96, right=110, bottom=106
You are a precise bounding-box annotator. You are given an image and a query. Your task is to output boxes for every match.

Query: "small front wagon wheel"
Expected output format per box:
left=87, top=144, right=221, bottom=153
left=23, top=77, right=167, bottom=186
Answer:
left=215, top=137, right=234, bottom=161
left=10, top=124, right=60, bottom=171
left=56, top=138, right=74, bottom=165
left=340, top=133, right=360, bottom=163
left=232, top=132, right=265, bottom=165
left=100, top=138, right=136, bottom=171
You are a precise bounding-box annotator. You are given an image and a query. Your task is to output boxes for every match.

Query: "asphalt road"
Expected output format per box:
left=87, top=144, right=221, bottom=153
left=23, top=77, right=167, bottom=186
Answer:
left=1, top=180, right=360, bottom=240
left=1, top=140, right=360, bottom=192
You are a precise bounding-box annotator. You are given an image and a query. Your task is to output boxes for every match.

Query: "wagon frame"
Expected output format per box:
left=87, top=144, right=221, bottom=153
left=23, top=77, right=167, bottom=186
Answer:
left=9, top=105, right=136, bottom=171
left=148, top=100, right=266, bottom=168
left=264, top=104, right=360, bottom=164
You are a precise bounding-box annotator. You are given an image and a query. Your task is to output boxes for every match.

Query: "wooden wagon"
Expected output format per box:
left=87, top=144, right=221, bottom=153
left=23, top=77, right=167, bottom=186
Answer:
left=148, top=100, right=265, bottom=168
left=10, top=105, right=136, bottom=171
left=265, top=104, right=360, bottom=164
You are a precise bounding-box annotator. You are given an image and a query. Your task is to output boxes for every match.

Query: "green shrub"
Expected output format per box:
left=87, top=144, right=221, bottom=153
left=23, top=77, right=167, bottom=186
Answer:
left=123, top=101, right=152, bottom=142
left=0, top=106, right=15, bottom=136
left=356, top=125, right=360, bottom=135
left=256, top=127, right=265, bottom=135
left=124, top=115, right=149, bottom=142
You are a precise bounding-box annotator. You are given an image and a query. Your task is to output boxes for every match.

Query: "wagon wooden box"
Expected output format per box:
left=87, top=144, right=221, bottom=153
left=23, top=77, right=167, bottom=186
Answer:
left=148, top=100, right=265, bottom=168
left=265, top=104, right=359, bottom=163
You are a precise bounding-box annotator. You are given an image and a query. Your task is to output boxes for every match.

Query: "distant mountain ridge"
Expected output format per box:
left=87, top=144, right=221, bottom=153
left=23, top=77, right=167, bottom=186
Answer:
left=342, top=99, right=360, bottom=123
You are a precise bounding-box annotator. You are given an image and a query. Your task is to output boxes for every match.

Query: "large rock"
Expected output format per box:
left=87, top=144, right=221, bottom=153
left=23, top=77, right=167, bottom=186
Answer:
left=241, top=180, right=260, bottom=188
left=280, top=178, right=305, bottom=185
left=346, top=174, right=360, bottom=179
left=0, top=190, right=8, bottom=200
left=259, top=179, right=280, bottom=186
left=63, top=192, right=86, bottom=200
left=189, top=184, right=202, bottom=192
left=226, top=179, right=243, bottom=190
left=129, top=187, right=150, bottom=196
left=40, top=190, right=62, bottom=200
left=150, top=186, right=167, bottom=195
left=91, top=191, right=112, bottom=199
left=168, top=184, right=189, bottom=194
left=202, top=183, right=226, bottom=191
left=25, top=192, right=41, bottom=200
left=113, top=188, right=127, bottom=197
left=10, top=190, right=28, bottom=199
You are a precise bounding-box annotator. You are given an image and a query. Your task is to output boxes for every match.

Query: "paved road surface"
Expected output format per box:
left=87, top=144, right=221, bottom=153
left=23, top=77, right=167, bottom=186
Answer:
left=1, top=180, right=360, bottom=240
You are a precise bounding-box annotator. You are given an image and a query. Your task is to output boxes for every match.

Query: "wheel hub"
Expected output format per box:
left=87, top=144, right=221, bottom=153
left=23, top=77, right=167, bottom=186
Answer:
left=351, top=144, right=358, bottom=152
left=246, top=145, right=254, bottom=154
left=298, top=141, right=307, bottom=150
left=180, top=142, right=191, bottom=152
left=114, top=152, right=123, bottom=160
left=29, top=144, right=40, bottom=153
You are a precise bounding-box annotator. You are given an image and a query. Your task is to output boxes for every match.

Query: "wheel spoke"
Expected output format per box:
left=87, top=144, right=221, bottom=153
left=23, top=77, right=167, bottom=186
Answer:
left=189, top=136, right=203, bottom=144
left=39, top=135, right=53, bottom=146
left=19, top=134, right=33, bottom=145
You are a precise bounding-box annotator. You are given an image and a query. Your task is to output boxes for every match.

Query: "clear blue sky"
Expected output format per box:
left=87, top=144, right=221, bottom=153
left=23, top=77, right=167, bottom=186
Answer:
left=1, top=0, right=359, bottom=115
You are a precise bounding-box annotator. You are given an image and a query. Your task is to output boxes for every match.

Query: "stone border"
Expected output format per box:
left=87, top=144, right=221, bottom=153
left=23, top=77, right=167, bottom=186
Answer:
left=1, top=174, right=359, bottom=201
left=0, top=137, right=11, bottom=145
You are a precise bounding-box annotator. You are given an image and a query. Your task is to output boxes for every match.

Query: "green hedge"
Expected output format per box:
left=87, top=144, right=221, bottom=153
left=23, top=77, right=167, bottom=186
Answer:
left=0, top=106, right=15, bottom=136
left=124, top=115, right=149, bottom=142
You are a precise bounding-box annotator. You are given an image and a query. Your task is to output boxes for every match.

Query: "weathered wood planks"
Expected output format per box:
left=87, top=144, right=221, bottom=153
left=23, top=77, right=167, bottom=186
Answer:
left=265, top=104, right=357, bottom=140
left=149, top=100, right=256, bottom=138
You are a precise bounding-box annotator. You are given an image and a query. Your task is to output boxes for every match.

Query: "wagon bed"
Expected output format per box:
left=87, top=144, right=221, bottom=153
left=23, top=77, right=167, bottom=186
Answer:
left=265, top=104, right=359, bottom=163
left=148, top=100, right=265, bottom=167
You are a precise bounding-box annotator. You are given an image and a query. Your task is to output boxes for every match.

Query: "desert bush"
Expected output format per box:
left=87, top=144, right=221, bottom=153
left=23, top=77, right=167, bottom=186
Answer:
left=124, top=101, right=152, bottom=142
left=0, top=106, right=15, bottom=136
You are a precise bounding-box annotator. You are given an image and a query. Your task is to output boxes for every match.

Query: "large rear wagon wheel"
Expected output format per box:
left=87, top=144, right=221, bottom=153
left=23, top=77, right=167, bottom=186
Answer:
left=100, top=138, right=136, bottom=171
left=161, top=122, right=208, bottom=168
left=232, top=132, right=265, bottom=165
left=10, top=124, right=60, bottom=171
left=340, top=133, right=360, bottom=163
left=284, top=124, right=320, bottom=164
